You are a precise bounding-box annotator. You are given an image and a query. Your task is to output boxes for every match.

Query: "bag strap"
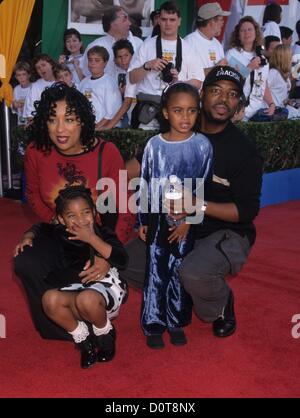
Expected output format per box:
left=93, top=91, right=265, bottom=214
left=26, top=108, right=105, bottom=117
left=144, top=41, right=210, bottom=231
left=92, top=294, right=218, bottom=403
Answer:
left=97, top=139, right=107, bottom=186
left=246, top=70, right=255, bottom=106
left=156, top=35, right=182, bottom=73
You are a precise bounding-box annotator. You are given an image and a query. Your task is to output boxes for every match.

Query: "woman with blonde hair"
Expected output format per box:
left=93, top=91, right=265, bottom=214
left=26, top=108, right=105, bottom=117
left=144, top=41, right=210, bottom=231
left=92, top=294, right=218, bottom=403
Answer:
left=265, top=44, right=300, bottom=119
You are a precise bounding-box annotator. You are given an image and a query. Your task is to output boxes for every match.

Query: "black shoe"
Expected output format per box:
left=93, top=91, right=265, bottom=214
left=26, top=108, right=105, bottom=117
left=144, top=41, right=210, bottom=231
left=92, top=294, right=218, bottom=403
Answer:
left=168, top=328, right=187, bottom=346
left=213, top=290, right=236, bottom=337
left=146, top=334, right=165, bottom=349
left=76, top=336, right=97, bottom=369
left=95, top=327, right=116, bottom=362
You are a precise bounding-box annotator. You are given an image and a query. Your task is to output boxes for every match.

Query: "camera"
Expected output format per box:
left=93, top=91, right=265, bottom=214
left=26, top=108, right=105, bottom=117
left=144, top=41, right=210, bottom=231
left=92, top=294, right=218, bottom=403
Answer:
left=255, top=46, right=267, bottom=66
left=161, top=62, right=174, bottom=83
left=118, top=73, right=126, bottom=87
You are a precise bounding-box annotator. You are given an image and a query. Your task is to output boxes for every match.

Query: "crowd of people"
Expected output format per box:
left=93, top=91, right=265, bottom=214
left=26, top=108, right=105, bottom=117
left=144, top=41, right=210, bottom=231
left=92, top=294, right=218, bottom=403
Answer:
left=11, top=1, right=297, bottom=369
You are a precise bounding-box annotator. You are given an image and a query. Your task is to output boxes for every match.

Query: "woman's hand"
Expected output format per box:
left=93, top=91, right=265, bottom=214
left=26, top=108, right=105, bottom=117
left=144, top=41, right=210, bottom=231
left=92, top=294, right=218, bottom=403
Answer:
left=67, top=221, right=95, bottom=244
left=248, top=57, right=261, bottom=71
left=14, top=233, right=34, bottom=257
left=168, top=223, right=190, bottom=244
left=138, top=226, right=148, bottom=242
left=264, top=102, right=276, bottom=116
left=79, top=256, right=111, bottom=284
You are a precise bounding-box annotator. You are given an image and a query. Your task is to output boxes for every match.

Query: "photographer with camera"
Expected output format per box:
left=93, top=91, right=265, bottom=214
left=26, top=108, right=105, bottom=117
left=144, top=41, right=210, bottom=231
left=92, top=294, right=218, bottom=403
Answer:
left=129, top=1, right=204, bottom=129
left=226, top=16, right=275, bottom=121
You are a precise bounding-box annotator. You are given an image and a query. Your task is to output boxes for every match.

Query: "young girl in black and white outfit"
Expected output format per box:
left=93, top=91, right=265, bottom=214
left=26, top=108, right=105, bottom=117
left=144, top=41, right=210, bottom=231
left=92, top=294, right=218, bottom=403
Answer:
left=14, top=186, right=128, bottom=369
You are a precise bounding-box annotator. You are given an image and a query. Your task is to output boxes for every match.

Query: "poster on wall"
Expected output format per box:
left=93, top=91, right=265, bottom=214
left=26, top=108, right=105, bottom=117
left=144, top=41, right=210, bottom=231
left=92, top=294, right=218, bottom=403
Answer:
left=68, top=0, right=155, bottom=37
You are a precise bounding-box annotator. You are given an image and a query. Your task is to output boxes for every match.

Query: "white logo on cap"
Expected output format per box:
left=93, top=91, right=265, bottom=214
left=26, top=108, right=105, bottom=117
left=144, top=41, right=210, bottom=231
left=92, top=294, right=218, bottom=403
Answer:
left=216, top=67, right=240, bottom=82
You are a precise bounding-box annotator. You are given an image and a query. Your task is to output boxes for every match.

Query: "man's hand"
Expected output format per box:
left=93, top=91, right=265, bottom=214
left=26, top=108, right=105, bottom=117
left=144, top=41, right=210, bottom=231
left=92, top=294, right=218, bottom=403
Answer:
left=144, top=58, right=169, bottom=72
left=170, top=67, right=179, bottom=83
left=79, top=256, right=110, bottom=284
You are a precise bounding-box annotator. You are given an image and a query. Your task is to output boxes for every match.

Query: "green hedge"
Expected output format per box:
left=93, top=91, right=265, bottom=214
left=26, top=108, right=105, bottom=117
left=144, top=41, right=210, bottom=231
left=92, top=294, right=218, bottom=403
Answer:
left=11, top=120, right=300, bottom=173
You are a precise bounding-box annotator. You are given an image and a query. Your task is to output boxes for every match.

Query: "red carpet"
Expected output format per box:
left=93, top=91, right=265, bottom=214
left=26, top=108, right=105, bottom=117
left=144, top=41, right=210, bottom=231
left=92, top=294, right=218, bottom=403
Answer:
left=0, top=198, right=300, bottom=398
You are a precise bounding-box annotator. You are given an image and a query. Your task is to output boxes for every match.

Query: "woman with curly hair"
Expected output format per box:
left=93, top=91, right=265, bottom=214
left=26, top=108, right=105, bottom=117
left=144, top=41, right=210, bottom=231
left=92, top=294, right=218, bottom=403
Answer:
left=14, top=82, right=134, bottom=340
left=226, top=16, right=275, bottom=121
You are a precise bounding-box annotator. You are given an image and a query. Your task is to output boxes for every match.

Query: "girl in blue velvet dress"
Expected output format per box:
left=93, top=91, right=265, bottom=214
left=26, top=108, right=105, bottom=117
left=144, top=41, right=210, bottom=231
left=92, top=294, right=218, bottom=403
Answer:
left=138, top=83, right=213, bottom=349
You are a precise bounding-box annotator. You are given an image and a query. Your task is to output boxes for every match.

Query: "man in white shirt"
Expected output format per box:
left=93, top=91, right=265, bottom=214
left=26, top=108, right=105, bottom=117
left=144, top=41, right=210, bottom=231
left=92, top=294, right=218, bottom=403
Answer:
left=82, top=6, right=143, bottom=76
left=185, top=2, right=230, bottom=76
left=128, top=1, right=204, bottom=129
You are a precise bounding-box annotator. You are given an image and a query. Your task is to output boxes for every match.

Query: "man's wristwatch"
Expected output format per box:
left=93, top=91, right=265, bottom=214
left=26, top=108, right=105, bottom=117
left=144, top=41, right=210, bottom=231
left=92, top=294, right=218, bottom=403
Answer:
left=143, top=62, right=151, bottom=71
left=201, top=201, right=208, bottom=212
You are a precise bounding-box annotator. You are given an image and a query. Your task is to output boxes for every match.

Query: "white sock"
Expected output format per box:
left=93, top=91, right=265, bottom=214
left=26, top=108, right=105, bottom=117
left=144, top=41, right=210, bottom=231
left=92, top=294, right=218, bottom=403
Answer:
left=69, top=321, right=90, bottom=343
left=92, top=319, right=113, bottom=336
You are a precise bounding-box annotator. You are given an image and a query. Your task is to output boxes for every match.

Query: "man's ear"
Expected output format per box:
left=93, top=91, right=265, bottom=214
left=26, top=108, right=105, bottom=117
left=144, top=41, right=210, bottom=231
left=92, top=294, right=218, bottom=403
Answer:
left=162, top=107, right=169, bottom=120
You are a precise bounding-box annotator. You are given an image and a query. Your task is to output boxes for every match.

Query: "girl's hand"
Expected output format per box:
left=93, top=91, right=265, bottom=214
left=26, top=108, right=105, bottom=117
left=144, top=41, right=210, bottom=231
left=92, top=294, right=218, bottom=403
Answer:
left=58, top=54, right=66, bottom=64
left=168, top=223, right=190, bottom=244
left=67, top=221, right=95, bottom=244
left=139, top=226, right=148, bottom=242
left=14, top=236, right=33, bottom=257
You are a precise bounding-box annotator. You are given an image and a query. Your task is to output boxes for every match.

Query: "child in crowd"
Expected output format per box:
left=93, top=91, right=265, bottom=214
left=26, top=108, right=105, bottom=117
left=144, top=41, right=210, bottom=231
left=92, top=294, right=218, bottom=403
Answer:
left=23, top=54, right=56, bottom=119
left=79, top=46, right=122, bottom=130
left=14, top=186, right=128, bottom=369
left=12, top=61, right=32, bottom=125
left=280, top=26, right=293, bottom=48
left=138, top=83, right=212, bottom=349
left=54, top=63, right=75, bottom=87
left=100, top=39, right=136, bottom=129
left=262, top=2, right=282, bottom=40
left=59, top=28, right=85, bottom=87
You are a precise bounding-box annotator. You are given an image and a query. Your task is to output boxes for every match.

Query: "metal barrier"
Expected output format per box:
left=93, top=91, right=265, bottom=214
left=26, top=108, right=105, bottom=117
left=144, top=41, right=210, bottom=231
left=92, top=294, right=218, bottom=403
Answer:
left=0, top=101, right=12, bottom=197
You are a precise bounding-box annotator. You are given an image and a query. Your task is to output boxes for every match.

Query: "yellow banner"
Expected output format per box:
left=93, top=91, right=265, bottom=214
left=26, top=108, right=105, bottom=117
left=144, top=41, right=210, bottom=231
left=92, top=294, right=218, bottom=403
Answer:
left=0, top=0, right=35, bottom=106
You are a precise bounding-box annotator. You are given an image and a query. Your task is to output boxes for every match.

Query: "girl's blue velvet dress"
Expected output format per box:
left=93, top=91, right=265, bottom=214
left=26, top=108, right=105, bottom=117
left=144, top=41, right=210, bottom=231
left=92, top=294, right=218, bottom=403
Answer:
left=139, top=133, right=213, bottom=335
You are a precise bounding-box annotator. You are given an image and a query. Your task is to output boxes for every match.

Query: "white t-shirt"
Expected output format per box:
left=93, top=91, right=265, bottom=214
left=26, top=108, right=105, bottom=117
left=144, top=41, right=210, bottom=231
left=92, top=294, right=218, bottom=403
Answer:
left=13, top=84, right=31, bottom=124
left=265, top=68, right=290, bottom=107
left=265, top=68, right=300, bottom=119
left=226, top=48, right=269, bottom=120
left=82, top=32, right=143, bottom=77
left=128, top=35, right=205, bottom=96
left=23, top=79, right=55, bottom=118
left=184, top=30, right=225, bottom=69
left=262, top=21, right=282, bottom=41
left=111, top=64, right=137, bottom=124
left=79, top=74, right=122, bottom=124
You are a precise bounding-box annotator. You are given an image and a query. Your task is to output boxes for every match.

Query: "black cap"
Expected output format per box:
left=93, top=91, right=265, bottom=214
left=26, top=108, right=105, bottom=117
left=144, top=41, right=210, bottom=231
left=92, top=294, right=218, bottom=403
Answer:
left=203, top=66, right=244, bottom=95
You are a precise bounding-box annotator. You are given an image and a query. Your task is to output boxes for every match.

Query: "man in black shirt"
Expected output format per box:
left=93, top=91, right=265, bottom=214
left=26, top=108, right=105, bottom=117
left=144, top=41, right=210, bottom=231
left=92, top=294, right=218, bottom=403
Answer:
left=123, top=66, right=263, bottom=338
